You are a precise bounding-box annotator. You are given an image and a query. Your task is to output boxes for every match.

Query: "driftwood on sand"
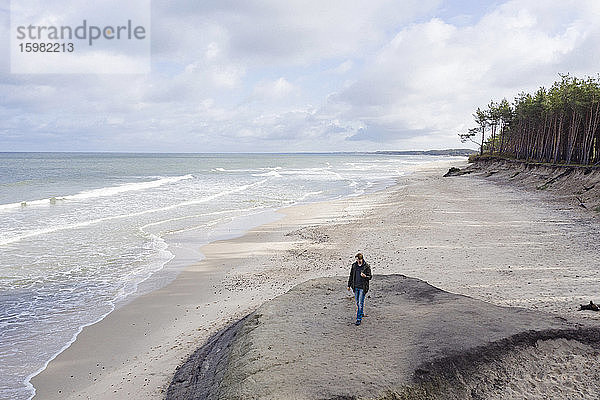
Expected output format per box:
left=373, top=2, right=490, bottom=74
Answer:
left=579, top=301, right=599, bottom=311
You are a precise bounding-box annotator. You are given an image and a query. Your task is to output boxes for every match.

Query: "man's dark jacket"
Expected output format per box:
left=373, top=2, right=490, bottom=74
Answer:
left=348, top=261, right=372, bottom=293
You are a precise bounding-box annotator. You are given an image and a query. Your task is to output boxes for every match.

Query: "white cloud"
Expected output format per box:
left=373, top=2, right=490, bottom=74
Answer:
left=252, top=78, right=295, bottom=100
left=330, top=0, right=600, bottom=147
left=152, top=0, right=442, bottom=65
left=330, top=60, right=353, bottom=75
left=2, top=0, right=600, bottom=152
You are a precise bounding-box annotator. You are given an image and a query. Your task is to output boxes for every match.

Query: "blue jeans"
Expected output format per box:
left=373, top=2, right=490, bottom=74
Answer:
left=354, top=288, right=365, bottom=321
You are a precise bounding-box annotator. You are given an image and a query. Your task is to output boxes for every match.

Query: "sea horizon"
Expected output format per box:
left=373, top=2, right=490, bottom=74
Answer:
left=0, top=149, right=475, bottom=155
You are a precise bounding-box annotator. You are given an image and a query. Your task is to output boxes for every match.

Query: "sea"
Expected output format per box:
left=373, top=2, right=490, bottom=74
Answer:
left=0, top=152, right=463, bottom=399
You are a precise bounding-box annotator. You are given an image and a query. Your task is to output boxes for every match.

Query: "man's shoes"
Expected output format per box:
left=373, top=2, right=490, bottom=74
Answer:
left=355, top=320, right=361, bottom=326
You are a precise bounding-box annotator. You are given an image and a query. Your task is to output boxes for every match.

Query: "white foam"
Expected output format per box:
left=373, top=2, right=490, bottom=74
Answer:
left=211, top=167, right=267, bottom=173
left=296, top=191, right=324, bottom=202
left=69, top=175, right=194, bottom=200
left=252, top=170, right=282, bottom=177
left=0, top=178, right=271, bottom=246
left=0, top=174, right=194, bottom=212
left=23, top=233, right=177, bottom=400
left=139, top=206, right=269, bottom=231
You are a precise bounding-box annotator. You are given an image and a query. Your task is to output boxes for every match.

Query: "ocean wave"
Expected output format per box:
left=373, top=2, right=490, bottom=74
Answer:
left=0, top=178, right=271, bottom=246
left=212, top=166, right=282, bottom=173
left=0, top=175, right=194, bottom=212
left=296, top=191, right=324, bottom=202
left=250, top=168, right=343, bottom=181
left=252, top=171, right=282, bottom=177
left=139, top=205, right=269, bottom=232
left=22, top=235, right=175, bottom=400
left=211, top=168, right=261, bottom=173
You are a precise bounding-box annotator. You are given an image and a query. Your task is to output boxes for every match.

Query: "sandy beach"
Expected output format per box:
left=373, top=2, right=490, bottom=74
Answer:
left=31, top=159, right=600, bottom=399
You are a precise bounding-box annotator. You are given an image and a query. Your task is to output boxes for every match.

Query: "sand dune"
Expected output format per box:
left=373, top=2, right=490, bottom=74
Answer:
left=167, top=275, right=600, bottom=399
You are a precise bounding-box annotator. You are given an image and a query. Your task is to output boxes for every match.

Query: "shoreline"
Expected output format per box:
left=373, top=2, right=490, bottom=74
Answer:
left=21, top=209, right=281, bottom=400
left=29, top=159, right=462, bottom=399
left=30, top=157, right=600, bottom=398
left=113, top=162, right=425, bottom=311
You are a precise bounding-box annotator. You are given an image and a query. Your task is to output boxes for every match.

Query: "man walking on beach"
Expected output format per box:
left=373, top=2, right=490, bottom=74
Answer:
left=347, top=253, right=372, bottom=326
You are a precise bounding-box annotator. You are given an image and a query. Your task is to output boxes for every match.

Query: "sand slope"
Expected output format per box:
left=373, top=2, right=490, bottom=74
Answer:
left=460, top=158, right=600, bottom=212
left=167, top=275, right=600, bottom=399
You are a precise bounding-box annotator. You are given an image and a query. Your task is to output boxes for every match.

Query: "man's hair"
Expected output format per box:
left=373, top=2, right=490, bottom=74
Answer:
left=355, top=253, right=363, bottom=260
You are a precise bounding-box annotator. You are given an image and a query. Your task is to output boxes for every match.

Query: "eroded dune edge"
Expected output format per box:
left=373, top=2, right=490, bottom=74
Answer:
left=167, top=275, right=600, bottom=400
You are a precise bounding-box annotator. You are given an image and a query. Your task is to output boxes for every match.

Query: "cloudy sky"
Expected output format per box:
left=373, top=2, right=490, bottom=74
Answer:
left=1, top=0, right=599, bottom=152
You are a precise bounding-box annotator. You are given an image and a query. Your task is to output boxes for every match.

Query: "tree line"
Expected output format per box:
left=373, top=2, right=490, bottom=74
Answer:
left=461, top=74, right=600, bottom=165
